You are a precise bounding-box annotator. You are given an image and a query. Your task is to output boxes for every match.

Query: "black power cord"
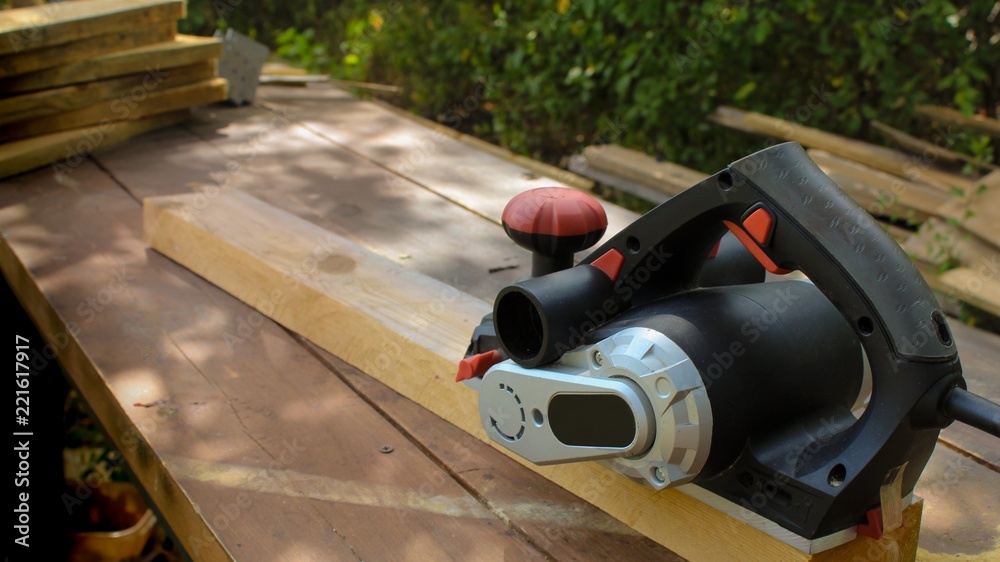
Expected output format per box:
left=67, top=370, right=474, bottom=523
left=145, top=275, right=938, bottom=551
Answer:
left=943, top=387, right=1000, bottom=438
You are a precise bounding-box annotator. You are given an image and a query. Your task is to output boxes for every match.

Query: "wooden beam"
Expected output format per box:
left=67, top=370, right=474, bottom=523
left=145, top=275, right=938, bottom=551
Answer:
left=0, top=77, right=227, bottom=143
left=0, top=110, right=190, bottom=179
left=0, top=21, right=178, bottom=78
left=0, top=35, right=221, bottom=95
left=0, top=61, right=216, bottom=125
left=143, top=189, right=923, bottom=561
left=0, top=0, right=183, bottom=56
left=708, top=106, right=977, bottom=193
left=870, top=120, right=997, bottom=172
left=914, top=105, right=1000, bottom=139
left=569, top=144, right=707, bottom=203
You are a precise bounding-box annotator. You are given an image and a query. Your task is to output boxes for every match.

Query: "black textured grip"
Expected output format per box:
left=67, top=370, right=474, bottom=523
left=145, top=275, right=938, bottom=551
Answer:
left=729, top=143, right=954, bottom=361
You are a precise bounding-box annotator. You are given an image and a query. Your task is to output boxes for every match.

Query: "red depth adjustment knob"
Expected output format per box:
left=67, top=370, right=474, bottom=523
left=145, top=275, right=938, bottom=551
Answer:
left=502, top=187, right=608, bottom=277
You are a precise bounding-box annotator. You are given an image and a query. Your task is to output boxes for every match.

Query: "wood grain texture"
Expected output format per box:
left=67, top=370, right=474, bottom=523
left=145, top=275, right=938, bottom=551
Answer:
left=255, top=85, right=636, bottom=244
left=87, top=108, right=684, bottom=560
left=871, top=120, right=996, bottom=172
left=708, top=106, right=977, bottom=193
left=143, top=189, right=925, bottom=561
left=0, top=162, right=556, bottom=562
left=914, top=105, right=1000, bottom=139
left=0, top=21, right=178, bottom=78
left=572, top=144, right=708, bottom=201
left=0, top=110, right=190, bottom=179
left=0, top=77, right=227, bottom=142
left=0, top=35, right=221, bottom=95
left=0, top=0, right=183, bottom=56
left=0, top=61, right=216, bottom=125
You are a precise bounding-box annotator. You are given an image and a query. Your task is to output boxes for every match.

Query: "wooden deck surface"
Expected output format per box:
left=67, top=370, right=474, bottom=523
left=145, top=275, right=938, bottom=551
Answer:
left=1, top=84, right=997, bottom=560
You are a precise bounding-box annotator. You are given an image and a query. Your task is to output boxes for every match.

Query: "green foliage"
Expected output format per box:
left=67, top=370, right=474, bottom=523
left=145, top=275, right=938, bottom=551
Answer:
left=183, top=0, right=997, bottom=173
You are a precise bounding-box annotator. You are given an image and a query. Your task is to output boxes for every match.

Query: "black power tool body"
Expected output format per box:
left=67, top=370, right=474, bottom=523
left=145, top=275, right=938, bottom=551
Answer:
left=458, top=142, right=1000, bottom=544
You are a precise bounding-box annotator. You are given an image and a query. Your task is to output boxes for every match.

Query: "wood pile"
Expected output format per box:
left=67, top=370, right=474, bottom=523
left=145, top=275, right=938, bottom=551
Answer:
left=0, top=0, right=227, bottom=179
left=571, top=105, right=1000, bottom=318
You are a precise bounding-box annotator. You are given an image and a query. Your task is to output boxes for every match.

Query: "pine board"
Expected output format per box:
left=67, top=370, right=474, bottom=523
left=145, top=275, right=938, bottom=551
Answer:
left=0, top=21, right=178, bottom=78
left=143, top=188, right=924, bottom=562
left=0, top=35, right=221, bottom=95
left=0, top=0, right=183, bottom=56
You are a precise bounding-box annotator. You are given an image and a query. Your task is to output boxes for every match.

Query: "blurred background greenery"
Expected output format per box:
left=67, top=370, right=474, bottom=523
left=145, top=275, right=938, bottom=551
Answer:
left=181, top=0, right=997, bottom=174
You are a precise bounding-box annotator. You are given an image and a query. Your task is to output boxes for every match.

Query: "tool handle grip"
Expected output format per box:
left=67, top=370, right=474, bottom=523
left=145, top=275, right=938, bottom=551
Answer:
left=729, top=144, right=954, bottom=362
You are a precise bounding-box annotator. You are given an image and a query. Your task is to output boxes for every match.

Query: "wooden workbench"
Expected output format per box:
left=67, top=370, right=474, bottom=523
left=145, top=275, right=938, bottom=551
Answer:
left=1, top=85, right=997, bottom=561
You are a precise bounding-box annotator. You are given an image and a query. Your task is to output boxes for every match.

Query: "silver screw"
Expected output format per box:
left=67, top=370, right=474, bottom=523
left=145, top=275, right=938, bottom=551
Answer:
left=654, top=467, right=666, bottom=483
left=593, top=350, right=604, bottom=367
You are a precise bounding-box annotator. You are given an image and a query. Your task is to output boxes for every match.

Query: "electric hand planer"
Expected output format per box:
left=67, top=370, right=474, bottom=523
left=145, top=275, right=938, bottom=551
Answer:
left=457, top=142, right=1000, bottom=549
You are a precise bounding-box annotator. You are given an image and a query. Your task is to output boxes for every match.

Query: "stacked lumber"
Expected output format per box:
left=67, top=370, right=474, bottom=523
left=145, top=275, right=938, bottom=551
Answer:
left=0, top=0, right=228, bottom=179
left=570, top=104, right=1000, bottom=317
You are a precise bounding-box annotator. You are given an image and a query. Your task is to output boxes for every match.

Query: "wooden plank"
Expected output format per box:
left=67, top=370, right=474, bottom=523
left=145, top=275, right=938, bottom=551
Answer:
left=939, top=170, right=1000, bottom=251
left=808, top=150, right=955, bottom=224
left=95, top=92, right=998, bottom=554
left=569, top=144, right=707, bottom=202
left=254, top=86, right=634, bottom=242
left=0, top=77, right=227, bottom=143
left=368, top=97, right=593, bottom=190
left=0, top=0, right=183, bottom=56
left=903, top=218, right=995, bottom=270
left=937, top=268, right=1000, bottom=318
left=0, top=109, right=190, bottom=179
left=871, top=120, right=997, bottom=172
left=708, top=106, right=977, bottom=193
left=0, top=35, right=221, bottom=95
left=0, top=21, right=178, bottom=79
left=305, top=344, right=685, bottom=561
left=144, top=188, right=925, bottom=561
left=0, top=60, right=216, bottom=125
left=913, top=445, right=1000, bottom=559
left=0, top=163, right=555, bottom=561
left=89, top=109, right=684, bottom=560
left=914, top=105, right=1000, bottom=139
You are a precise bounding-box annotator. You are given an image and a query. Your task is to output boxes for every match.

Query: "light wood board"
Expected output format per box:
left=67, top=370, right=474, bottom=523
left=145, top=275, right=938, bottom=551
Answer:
left=0, top=77, right=227, bottom=142
left=0, top=21, right=178, bottom=78
left=0, top=0, right=183, bottom=56
left=0, top=61, right=216, bottom=125
left=0, top=110, right=190, bottom=179
left=143, top=188, right=925, bottom=561
left=0, top=35, right=221, bottom=95
left=914, top=105, right=1000, bottom=139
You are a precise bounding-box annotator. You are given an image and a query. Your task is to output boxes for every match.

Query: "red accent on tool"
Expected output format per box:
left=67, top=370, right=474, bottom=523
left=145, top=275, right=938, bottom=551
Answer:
left=590, top=248, right=625, bottom=280
left=723, top=220, right=792, bottom=275
left=857, top=507, right=884, bottom=540
left=706, top=238, right=722, bottom=259
left=502, top=187, right=608, bottom=237
left=743, top=207, right=775, bottom=245
left=456, top=350, right=503, bottom=382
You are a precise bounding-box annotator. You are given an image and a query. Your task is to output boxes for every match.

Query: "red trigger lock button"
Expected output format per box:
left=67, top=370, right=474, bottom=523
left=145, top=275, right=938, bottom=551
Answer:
left=456, top=350, right=503, bottom=382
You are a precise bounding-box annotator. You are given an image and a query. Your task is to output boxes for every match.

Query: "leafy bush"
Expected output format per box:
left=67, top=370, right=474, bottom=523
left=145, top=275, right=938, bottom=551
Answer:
left=184, top=0, right=997, bottom=174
